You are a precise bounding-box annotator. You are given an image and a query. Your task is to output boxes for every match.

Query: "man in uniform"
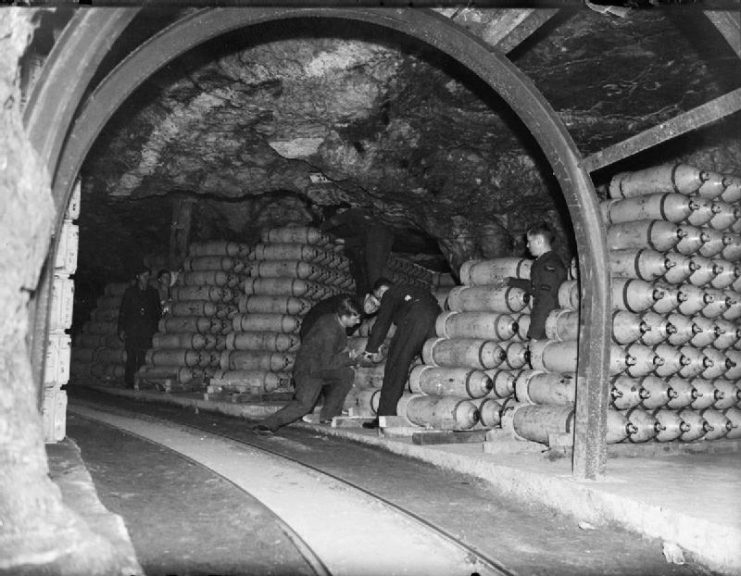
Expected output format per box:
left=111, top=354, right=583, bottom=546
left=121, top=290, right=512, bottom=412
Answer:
left=360, top=278, right=441, bottom=429
left=254, top=296, right=363, bottom=434
left=506, top=223, right=567, bottom=341
left=299, top=291, right=380, bottom=340
left=117, top=266, right=161, bottom=388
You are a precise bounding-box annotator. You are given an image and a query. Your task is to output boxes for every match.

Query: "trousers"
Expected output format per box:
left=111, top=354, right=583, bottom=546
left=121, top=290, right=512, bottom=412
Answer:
left=260, top=367, right=354, bottom=431
left=124, top=345, right=147, bottom=387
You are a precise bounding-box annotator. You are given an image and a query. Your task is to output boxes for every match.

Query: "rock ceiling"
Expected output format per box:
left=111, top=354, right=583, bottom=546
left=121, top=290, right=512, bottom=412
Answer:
left=77, top=7, right=741, bottom=281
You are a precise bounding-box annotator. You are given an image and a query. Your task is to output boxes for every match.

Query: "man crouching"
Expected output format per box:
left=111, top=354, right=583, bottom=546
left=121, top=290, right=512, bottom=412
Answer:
left=253, top=296, right=363, bottom=434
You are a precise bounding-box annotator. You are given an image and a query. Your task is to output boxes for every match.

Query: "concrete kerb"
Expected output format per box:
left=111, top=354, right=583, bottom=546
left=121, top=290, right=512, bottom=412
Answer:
left=75, top=385, right=740, bottom=575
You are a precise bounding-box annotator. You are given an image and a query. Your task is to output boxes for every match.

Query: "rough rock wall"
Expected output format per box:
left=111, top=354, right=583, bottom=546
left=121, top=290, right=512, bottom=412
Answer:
left=0, top=9, right=121, bottom=574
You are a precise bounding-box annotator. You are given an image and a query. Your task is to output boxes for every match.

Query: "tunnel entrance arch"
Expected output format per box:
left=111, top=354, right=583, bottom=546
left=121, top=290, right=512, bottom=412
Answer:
left=37, top=7, right=611, bottom=478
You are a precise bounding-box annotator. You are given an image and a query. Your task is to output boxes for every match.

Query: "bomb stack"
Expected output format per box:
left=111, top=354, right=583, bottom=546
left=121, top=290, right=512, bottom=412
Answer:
left=138, top=241, right=250, bottom=391
left=382, top=253, right=433, bottom=289
left=216, top=226, right=354, bottom=396
left=70, top=281, right=129, bottom=386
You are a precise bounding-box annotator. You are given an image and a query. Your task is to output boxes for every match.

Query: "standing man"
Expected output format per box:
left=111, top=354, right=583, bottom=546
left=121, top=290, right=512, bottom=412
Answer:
left=117, top=266, right=161, bottom=388
left=254, top=296, right=363, bottom=434
left=360, top=278, right=441, bottom=429
left=506, top=223, right=567, bottom=341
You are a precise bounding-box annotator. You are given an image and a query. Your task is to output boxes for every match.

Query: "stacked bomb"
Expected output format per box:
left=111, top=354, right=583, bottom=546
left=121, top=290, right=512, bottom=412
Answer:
left=70, top=282, right=129, bottom=385
left=217, top=226, right=355, bottom=395
left=431, top=271, right=457, bottom=310
left=382, top=253, right=434, bottom=289
left=139, top=241, right=251, bottom=390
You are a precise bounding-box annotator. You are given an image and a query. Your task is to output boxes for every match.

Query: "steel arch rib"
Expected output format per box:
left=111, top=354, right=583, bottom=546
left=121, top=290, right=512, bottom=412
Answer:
left=54, top=7, right=611, bottom=478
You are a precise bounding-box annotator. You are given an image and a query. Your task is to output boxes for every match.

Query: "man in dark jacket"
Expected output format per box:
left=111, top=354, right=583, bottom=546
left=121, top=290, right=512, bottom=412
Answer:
left=506, top=223, right=567, bottom=341
left=360, top=278, right=441, bottom=429
left=254, top=296, right=363, bottom=434
left=299, top=291, right=379, bottom=340
left=117, top=266, right=161, bottom=388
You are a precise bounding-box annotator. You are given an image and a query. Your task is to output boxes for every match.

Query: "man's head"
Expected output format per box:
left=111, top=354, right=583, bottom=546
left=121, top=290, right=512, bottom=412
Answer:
left=367, top=277, right=393, bottom=311
left=336, top=296, right=363, bottom=329
left=157, top=269, right=171, bottom=286
left=525, top=223, right=554, bottom=258
left=135, top=266, right=151, bottom=289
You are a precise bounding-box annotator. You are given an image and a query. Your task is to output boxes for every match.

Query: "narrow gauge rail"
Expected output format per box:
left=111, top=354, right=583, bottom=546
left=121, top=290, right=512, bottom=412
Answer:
left=69, top=400, right=513, bottom=576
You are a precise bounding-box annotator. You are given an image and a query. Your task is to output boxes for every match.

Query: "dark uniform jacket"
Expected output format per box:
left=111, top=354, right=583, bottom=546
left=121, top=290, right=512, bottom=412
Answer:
left=117, top=285, right=161, bottom=348
left=294, top=314, right=353, bottom=378
left=365, top=284, right=439, bottom=354
left=299, top=293, right=362, bottom=340
left=509, top=251, right=566, bottom=339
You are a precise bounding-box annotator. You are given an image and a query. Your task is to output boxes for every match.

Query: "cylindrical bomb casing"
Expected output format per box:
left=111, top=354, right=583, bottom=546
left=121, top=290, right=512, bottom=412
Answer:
left=612, top=310, right=647, bottom=345
left=697, top=228, right=726, bottom=258
left=724, top=350, right=741, bottom=380
left=512, top=314, right=530, bottom=341
left=446, top=285, right=529, bottom=313
left=600, top=193, right=696, bottom=225
left=84, top=321, right=117, bottom=335
left=245, top=260, right=319, bottom=281
left=485, top=369, right=516, bottom=399
left=709, top=261, right=737, bottom=290
left=676, top=345, right=707, bottom=379
left=700, top=347, right=732, bottom=380
left=651, top=342, right=686, bottom=377
left=697, top=171, right=729, bottom=199
left=529, top=340, right=629, bottom=375
left=94, top=349, right=126, bottom=364
left=607, top=221, right=683, bottom=252
left=606, top=409, right=632, bottom=444
left=353, top=364, right=386, bottom=388
left=152, top=332, right=216, bottom=351
left=221, top=350, right=295, bottom=372
left=684, top=197, right=715, bottom=227
left=515, top=371, right=575, bottom=405
left=666, top=376, right=700, bottom=409
left=238, top=295, right=313, bottom=316
left=638, top=375, right=677, bottom=410
left=708, top=201, right=740, bottom=231
left=722, top=291, right=741, bottom=320
left=243, top=277, right=335, bottom=299
left=89, top=364, right=125, bottom=380
left=407, top=365, right=492, bottom=399
left=665, top=313, right=695, bottom=346
left=700, top=408, right=732, bottom=440
left=723, top=407, right=741, bottom=439
left=677, top=408, right=711, bottom=442
left=622, top=342, right=662, bottom=377
left=145, top=349, right=202, bottom=368
left=721, top=235, right=741, bottom=261
left=210, top=370, right=288, bottom=393
left=201, top=351, right=226, bottom=368
left=75, top=333, right=116, bottom=349
left=477, top=397, right=503, bottom=428
left=396, top=394, right=479, bottom=431
left=170, top=285, right=232, bottom=303
left=611, top=278, right=664, bottom=313
left=421, top=338, right=506, bottom=370
left=508, top=403, right=574, bottom=444
left=169, top=300, right=220, bottom=318
left=625, top=406, right=659, bottom=443
left=611, top=375, right=644, bottom=410
left=719, top=175, right=741, bottom=203
left=189, top=240, right=251, bottom=258
left=649, top=284, right=680, bottom=315
left=675, top=284, right=708, bottom=316
left=662, top=253, right=695, bottom=285
left=249, top=243, right=321, bottom=263
left=138, top=364, right=194, bottom=384
left=232, top=313, right=300, bottom=334
left=343, top=388, right=380, bottom=417
left=609, top=249, right=670, bottom=282
left=652, top=408, right=690, bottom=442
left=179, top=270, right=239, bottom=288
left=674, top=224, right=704, bottom=256
left=545, top=309, right=580, bottom=342
left=435, top=311, right=518, bottom=341
left=459, top=258, right=531, bottom=286
left=689, top=315, right=720, bottom=348
left=557, top=280, right=580, bottom=310
left=638, top=311, right=671, bottom=346
left=182, top=255, right=243, bottom=273
left=261, top=226, right=330, bottom=246
left=433, top=287, right=453, bottom=310
left=608, top=164, right=709, bottom=199
left=712, top=318, right=740, bottom=350
left=503, top=341, right=529, bottom=370
left=159, top=316, right=214, bottom=335
left=687, top=256, right=718, bottom=287
left=225, top=332, right=300, bottom=353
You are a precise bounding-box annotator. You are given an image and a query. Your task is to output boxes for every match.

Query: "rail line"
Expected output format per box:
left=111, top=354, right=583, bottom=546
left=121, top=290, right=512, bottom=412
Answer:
left=69, top=400, right=516, bottom=576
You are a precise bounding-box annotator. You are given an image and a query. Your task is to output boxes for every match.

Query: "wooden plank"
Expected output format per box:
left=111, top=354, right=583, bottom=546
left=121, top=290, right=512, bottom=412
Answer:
left=582, top=87, right=741, bottom=173
left=412, top=430, right=487, bottom=445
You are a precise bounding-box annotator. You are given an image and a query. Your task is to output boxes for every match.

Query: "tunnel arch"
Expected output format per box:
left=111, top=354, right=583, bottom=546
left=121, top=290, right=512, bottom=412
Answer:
left=40, top=7, right=611, bottom=477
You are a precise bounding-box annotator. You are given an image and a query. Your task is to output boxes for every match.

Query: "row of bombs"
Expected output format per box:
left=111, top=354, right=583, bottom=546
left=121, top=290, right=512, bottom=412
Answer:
left=503, top=401, right=741, bottom=445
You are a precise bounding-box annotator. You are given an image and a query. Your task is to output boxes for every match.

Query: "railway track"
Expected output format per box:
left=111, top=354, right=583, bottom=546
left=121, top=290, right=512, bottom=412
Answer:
left=69, top=400, right=515, bottom=576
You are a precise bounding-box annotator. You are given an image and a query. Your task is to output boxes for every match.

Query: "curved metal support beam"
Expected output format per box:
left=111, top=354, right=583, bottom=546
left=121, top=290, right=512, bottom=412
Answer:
left=53, top=7, right=611, bottom=478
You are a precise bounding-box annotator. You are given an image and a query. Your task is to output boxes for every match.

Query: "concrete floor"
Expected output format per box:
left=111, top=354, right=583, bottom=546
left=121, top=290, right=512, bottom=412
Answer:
left=50, top=385, right=741, bottom=575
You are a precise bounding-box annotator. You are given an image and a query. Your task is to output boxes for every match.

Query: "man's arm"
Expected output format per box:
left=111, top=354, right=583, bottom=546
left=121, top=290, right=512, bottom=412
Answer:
left=365, top=293, right=395, bottom=354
